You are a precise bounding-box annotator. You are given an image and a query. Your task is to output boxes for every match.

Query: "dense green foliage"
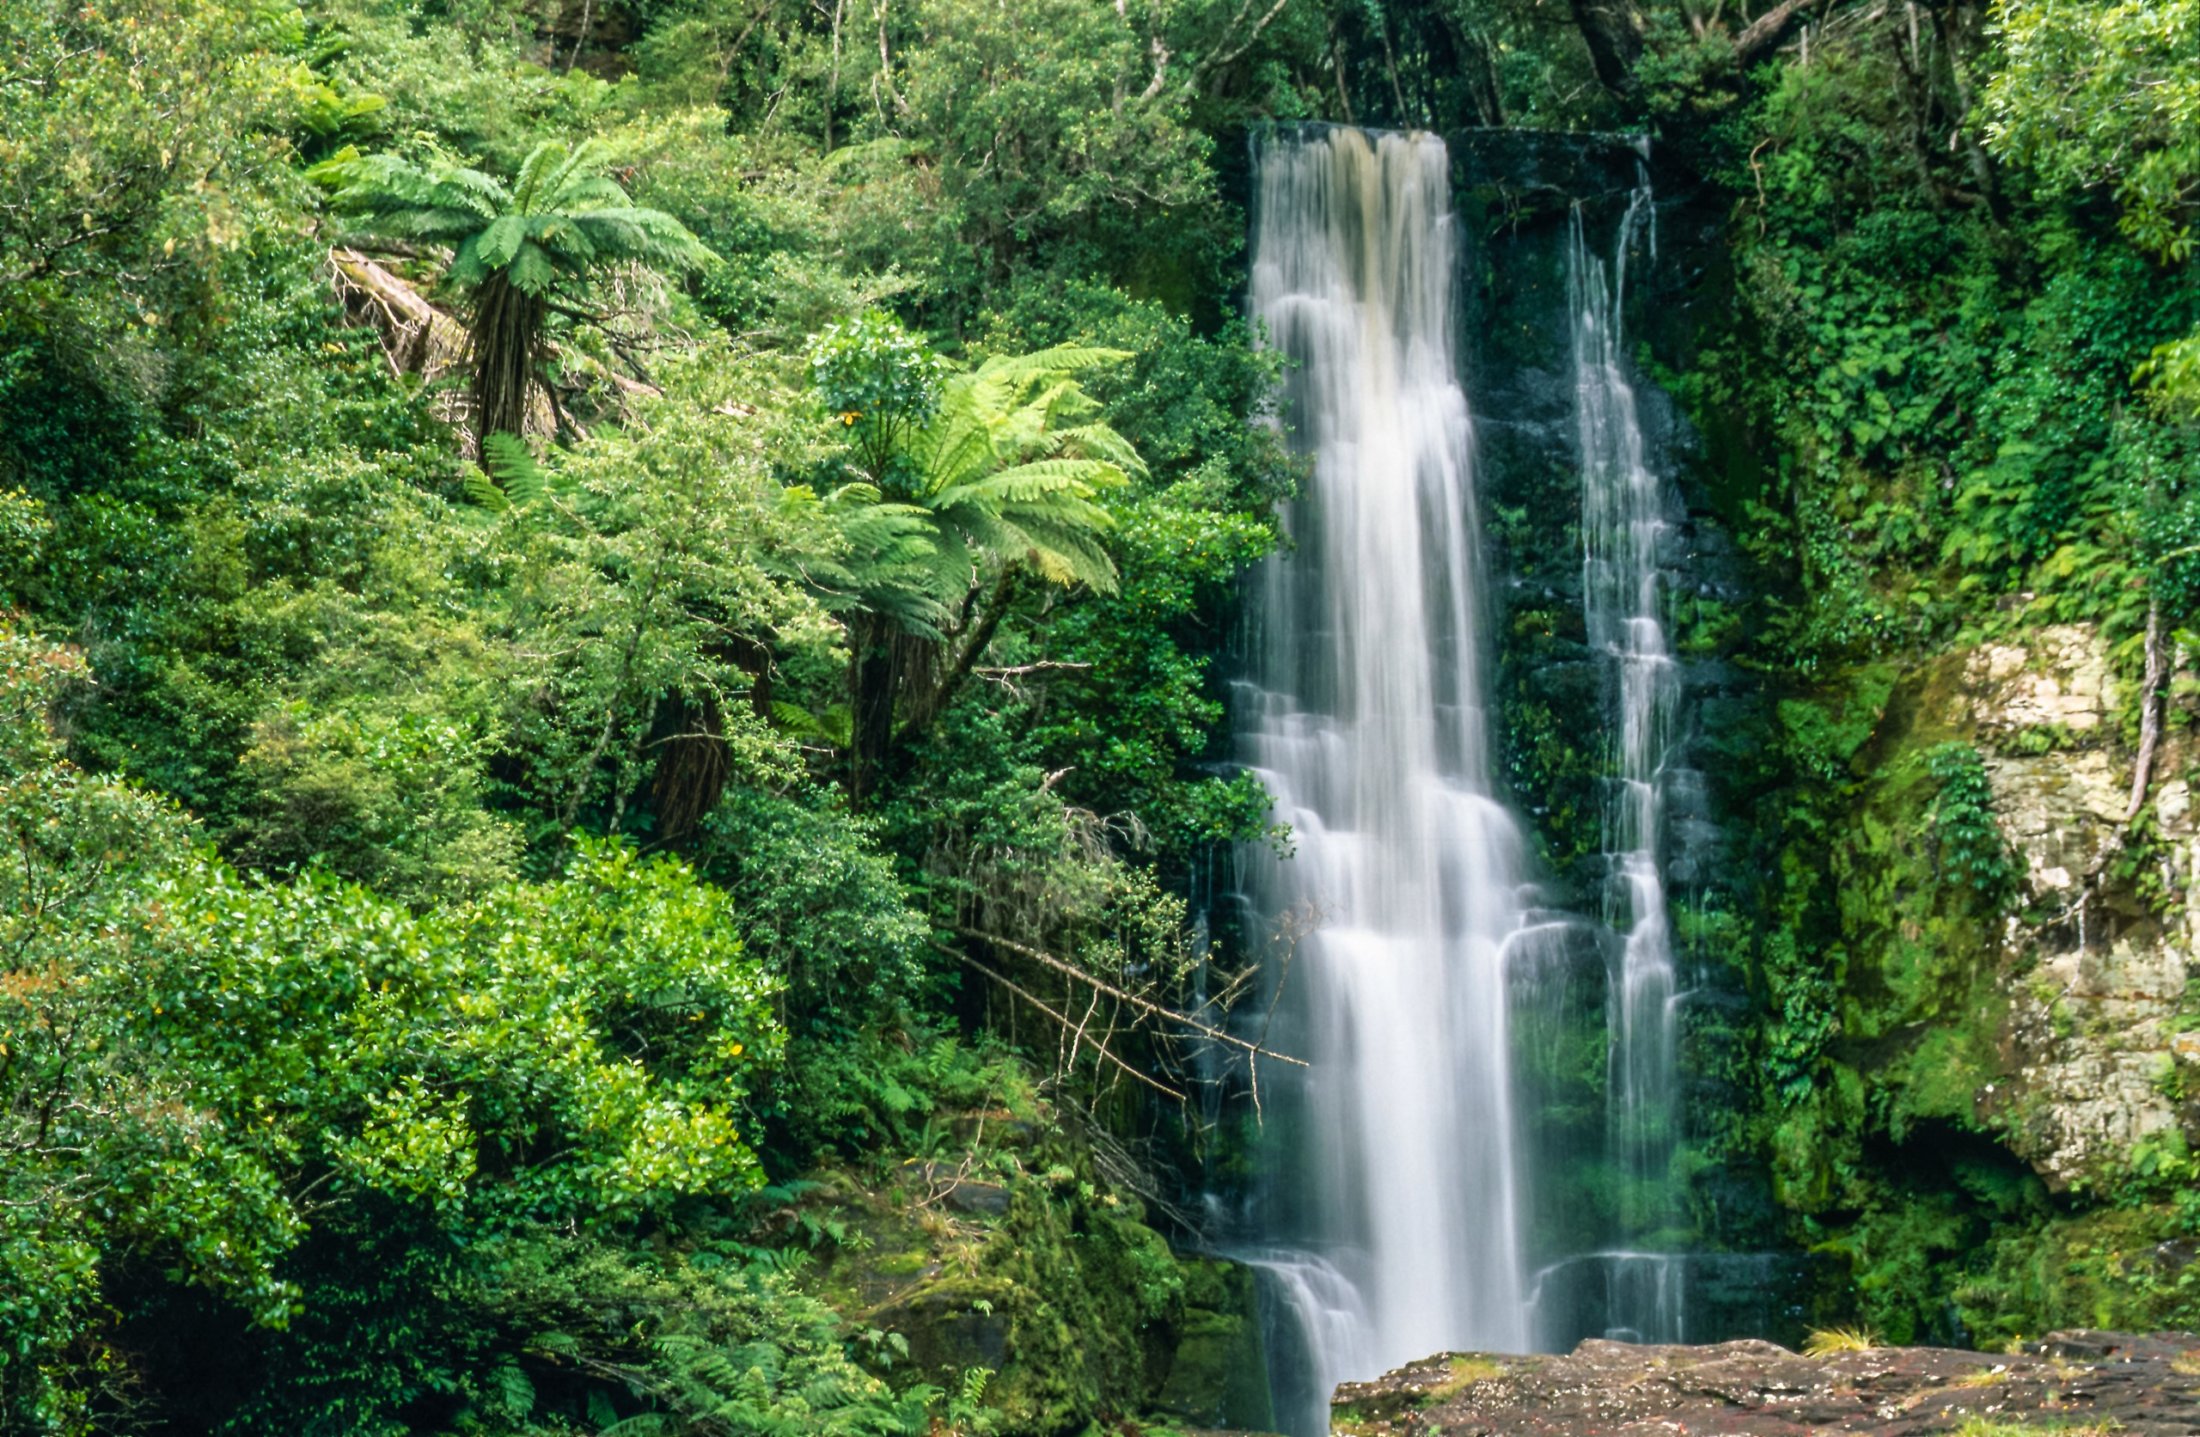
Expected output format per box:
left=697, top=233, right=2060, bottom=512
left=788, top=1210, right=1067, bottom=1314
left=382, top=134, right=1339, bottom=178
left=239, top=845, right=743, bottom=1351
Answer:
left=0, top=0, right=1334, bottom=1429
left=1616, top=0, right=2200, bottom=1350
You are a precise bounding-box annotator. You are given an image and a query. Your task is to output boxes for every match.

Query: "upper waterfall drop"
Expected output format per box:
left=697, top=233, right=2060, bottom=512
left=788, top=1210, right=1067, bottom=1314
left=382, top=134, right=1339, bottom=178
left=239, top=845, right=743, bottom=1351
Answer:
left=1237, top=125, right=1536, bottom=1427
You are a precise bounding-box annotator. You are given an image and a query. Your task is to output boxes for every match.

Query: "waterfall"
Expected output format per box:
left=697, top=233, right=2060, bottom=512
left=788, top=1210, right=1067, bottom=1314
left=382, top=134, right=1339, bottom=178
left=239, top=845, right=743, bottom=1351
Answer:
left=1238, top=125, right=1532, bottom=1432
left=1570, top=182, right=1685, bottom=1343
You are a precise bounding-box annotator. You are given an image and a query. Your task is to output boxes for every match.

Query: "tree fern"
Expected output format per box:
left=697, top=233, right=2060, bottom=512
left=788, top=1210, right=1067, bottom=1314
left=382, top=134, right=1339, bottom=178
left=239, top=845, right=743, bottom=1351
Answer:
left=320, top=139, right=714, bottom=461
left=804, top=314, right=1148, bottom=786
left=905, top=349, right=1144, bottom=595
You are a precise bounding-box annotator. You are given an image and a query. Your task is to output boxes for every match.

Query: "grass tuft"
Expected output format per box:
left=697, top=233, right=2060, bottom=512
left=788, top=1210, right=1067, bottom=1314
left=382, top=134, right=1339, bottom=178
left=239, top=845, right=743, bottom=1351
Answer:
left=1424, top=1355, right=1504, bottom=1401
left=1803, top=1325, right=1883, bottom=1356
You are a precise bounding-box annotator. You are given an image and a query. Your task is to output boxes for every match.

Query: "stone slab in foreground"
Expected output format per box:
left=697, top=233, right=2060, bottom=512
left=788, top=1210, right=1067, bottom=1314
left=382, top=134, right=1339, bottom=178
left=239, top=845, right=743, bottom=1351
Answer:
left=1332, top=1330, right=2200, bottom=1435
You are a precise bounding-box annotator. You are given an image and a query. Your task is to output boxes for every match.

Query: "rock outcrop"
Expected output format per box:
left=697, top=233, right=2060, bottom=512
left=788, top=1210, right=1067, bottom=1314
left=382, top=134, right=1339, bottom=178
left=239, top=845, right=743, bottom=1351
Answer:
left=1950, top=623, right=2200, bottom=1190
left=1332, top=1331, right=2200, bottom=1435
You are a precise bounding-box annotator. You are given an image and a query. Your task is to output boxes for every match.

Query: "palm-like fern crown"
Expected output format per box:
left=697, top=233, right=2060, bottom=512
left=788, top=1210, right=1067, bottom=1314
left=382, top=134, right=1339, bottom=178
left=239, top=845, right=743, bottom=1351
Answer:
left=324, top=139, right=714, bottom=294
left=907, top=346, right=1146, bottom=594
left=775, top=481, right=956, bottom=638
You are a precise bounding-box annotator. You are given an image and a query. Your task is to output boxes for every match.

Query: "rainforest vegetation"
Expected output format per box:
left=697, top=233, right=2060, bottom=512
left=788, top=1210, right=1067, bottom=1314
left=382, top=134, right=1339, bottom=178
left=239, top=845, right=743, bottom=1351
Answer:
left=2, top=0, right=2198, bottom=1432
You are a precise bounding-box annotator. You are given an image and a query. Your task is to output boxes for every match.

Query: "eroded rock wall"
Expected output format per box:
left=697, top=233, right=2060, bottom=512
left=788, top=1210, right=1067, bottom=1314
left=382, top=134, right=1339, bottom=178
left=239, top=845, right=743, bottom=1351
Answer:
left=1949, top=624, right=2200, bottom=1190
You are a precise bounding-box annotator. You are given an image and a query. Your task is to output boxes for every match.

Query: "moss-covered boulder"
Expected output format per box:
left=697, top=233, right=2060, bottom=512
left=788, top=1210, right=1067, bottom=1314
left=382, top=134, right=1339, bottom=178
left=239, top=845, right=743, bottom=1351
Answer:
left=1149, top=1258, right=1274, bottom=1431
left=790, top=1137, right=1278, bottom=1434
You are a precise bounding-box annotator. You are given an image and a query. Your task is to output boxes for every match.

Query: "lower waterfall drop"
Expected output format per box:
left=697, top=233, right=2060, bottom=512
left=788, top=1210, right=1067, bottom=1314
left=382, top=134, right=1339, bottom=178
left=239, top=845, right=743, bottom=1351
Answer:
left=1237, top=125, right=1537, bottom=1434
left=1572, top=181, right=1686, bottom=1344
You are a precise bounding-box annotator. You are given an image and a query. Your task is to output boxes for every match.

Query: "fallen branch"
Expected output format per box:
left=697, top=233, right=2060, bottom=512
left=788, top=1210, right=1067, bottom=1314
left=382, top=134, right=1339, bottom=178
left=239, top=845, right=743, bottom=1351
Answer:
left=2123, top=597, right=2166, bottom=825
left=1732, top=0, right=1824, bottom=66
left=951, top=948, right=1186, bottom=1102
left=956, top=928, right=1307, bottom=1068
left=330, top=246, right=465, bottom=380
left=973, top=661, right=1093, bottom=677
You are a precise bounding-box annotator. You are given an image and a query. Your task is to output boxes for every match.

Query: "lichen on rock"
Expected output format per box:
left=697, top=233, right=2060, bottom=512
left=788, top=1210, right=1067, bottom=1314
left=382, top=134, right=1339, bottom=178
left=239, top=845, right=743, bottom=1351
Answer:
left=1949, top=622, right=2199, bottom=1191
left=1332, top=1331, right=2200, bottom=1435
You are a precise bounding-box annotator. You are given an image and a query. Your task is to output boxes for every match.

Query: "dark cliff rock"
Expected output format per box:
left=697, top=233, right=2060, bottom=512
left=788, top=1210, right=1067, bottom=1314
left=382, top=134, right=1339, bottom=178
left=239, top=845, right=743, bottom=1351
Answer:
left=1331, top=1332, right=2200, bottom=1435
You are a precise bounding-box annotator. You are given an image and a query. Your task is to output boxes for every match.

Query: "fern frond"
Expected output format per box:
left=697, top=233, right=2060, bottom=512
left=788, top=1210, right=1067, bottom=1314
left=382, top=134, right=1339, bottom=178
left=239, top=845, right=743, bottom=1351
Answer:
left=571, top=208, right=716, bottom=269
left=837, top=502, right=939, bottom=559
left=511, top=140, right=569, bottom=212
left=541, top=137, right=617, bottom=209
left=1003, top=513, right=1118, bottom=584
left=474, top=213, right=527, bottom=270
left=938, top=458, right=1127, bottom=507
left=505, top=244, right=559, bottom=295
left=1048, top=421, right=1148, bottom=476
left=424, top=163, right=513, bottom=219
left=970, top=345, right=1134, bottom=381
left=913, top=406, right=998, bottom=494
left=481, top=431, right=550, bottom=505
left=557, top=174, right=631, bottom=211
left=534, top=217, right=598, bottom=273
left=461, top=467, right=509, bottom=513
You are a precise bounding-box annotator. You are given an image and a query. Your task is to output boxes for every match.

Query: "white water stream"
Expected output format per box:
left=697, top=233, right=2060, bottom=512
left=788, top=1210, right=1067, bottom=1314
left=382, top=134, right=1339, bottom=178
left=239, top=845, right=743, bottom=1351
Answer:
left=1571, top=183, right=1685, bottom=1344
left=1239, top=126, right=1532, bottom=1428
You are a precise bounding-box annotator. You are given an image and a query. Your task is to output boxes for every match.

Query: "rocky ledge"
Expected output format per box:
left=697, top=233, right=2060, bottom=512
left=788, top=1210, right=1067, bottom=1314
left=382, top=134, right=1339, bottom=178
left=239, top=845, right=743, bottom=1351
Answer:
left=1331, top=1331, right=2200, bottom=1435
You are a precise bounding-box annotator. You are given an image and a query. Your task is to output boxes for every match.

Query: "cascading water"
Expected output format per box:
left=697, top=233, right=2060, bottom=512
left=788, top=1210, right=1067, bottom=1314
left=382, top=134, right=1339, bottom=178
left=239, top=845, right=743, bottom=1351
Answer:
left=1236, top=125, right=1533, bottom=1433
left=1570, top=181, right=1685, bottom=1343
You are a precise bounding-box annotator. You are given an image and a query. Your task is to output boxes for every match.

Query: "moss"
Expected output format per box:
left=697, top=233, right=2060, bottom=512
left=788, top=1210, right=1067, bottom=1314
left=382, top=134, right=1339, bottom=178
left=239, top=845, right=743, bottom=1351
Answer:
left=1671, top=589, right=1744, bottom=659
left=1954, top=1203, right=2200, bottom=1345
left=1150, top=1259, right=1273, bottom=1431
left=1424, top=1355, right=1504, bottom=1399
left=1880, top=1001, right=2007, bottom=1140
left=793, top=1141, right=1267, bottom=1435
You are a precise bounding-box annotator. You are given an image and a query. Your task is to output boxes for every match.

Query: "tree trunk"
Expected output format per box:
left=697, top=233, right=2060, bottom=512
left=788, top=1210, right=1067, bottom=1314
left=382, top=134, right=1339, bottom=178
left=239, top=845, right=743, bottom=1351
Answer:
left=848, top=611, right=901, bottom=804
left=899, top=570, right=1020, bottom=743
left=2123, top=598, right=2166, bottom=824
left=651, top=693, right=729, bottom=846
left=470, top=272, right=546, bottom=462
left=1569, top=0, right=1644, bottom=94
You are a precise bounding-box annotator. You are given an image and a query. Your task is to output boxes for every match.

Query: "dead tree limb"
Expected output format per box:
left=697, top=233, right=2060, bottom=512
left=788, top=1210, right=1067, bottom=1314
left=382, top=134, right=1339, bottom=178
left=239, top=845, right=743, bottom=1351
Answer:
left=2124, top=597, right=2166, bottom=824
left=956, top=929, right=1307, bottom=1068
left=952, top=949, right=1186, bottom=1102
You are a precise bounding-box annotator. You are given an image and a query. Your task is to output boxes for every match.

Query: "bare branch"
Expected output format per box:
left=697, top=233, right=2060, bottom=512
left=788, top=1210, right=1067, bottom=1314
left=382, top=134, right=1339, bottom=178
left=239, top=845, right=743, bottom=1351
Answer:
left=956, top=928, right=1308, bottom=1068
left=953, top=949, right=1186, bottom=1102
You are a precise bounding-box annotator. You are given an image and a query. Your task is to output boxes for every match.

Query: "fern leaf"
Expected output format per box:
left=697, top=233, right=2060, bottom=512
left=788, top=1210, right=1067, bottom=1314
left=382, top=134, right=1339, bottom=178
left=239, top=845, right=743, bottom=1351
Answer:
left=461, top=467, right=509, bottom=513
left=542, top=138, right=617, bottom=210
left=970, top=345, right=1134, bottom=381
left=475, top=213, right=526, bottom=270
left=511, top=140, right=567, bottom=212
left=481, top=432, right=550, bottom=505
left=505, top=244, right=559, bottom=295
left=1049, top=422, right=1148, bottom=476
left=571, top=207, right=717, bottom=269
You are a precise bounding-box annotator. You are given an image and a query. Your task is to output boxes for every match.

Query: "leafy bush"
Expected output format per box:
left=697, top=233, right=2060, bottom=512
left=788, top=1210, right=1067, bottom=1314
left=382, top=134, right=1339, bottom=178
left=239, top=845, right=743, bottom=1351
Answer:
left=1925, top=743, right=2017, bottom=901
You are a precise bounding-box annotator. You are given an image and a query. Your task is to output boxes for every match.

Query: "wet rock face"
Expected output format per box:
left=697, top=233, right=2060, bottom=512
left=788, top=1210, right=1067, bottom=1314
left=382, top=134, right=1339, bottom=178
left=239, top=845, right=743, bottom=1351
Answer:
left=1948, top=623, right=2200, bottom=1190
left=1331, top=1332, right=2200, bottom=1435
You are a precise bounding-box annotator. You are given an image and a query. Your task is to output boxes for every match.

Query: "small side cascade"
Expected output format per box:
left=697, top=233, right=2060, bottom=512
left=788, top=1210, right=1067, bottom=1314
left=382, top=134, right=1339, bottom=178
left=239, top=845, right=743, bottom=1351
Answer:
left=1570, top=176, right=1686, bottom=1344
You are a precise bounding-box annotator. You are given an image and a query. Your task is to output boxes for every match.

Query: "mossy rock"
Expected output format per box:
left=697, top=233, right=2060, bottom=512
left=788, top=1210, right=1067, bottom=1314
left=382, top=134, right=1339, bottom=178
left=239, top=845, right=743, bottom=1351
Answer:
left=794, top=1153, right=1276, bottom=1434
left=1149, top=1258, right=1274, bottom=1432
left=868, top=1275, right=1019, bottom=1373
